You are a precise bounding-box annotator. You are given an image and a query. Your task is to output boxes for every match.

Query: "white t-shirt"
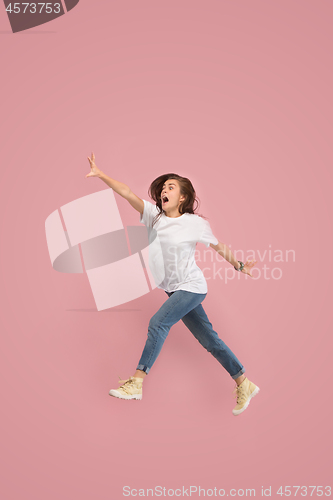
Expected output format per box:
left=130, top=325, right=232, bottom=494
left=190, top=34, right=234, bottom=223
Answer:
left=139, top=199, right=219, bottom=294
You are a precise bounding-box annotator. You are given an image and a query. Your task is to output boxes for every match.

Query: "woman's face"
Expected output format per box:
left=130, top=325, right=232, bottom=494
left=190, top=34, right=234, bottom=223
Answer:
left=160, top=179, right=185, bottom=213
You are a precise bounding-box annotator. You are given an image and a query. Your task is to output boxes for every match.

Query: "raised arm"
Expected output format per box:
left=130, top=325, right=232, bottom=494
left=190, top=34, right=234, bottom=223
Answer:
left=86, top=152, right=144, bottom=214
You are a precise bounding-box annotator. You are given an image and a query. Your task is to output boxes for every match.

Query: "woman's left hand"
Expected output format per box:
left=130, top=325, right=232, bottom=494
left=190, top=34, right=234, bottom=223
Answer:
left=241, top=260, right=257, bottom=277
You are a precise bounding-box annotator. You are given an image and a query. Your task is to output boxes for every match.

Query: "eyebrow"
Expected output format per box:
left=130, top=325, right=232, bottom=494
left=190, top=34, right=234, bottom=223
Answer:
left=162, top=183, right=176, bottom=188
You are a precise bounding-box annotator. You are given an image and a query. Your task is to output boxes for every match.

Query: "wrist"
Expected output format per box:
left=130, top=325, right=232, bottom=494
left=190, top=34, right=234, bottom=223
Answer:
left=234, top=261, right=245, bottom=272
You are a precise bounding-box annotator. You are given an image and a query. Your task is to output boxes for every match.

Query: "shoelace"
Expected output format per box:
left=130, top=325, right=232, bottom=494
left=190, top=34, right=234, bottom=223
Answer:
left=117, top=375, right=136, bottom=395
left=233, top=384, right=246, bottom=404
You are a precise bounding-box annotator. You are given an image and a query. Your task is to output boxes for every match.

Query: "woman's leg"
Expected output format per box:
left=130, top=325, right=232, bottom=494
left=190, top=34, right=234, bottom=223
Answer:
left=180, top=302, right=246, bottom=380
left=110, top=291, right=258, bottom=411
left=180, top=302, right=261, bottom=416
left=135, top=290, right=206, bottom=375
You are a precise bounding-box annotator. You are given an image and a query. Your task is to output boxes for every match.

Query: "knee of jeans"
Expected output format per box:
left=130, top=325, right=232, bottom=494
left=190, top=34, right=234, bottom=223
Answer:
left=195, top=336, right=211, bottom=350
left=203, top=340, right=224, bottom=353
left=148, top=315, right=157, bottom=329
left=148, top=318, right=168, bottom=339
left=210, top=342, right=226, bottom=354
left=149, top=313, right=164, bottom=330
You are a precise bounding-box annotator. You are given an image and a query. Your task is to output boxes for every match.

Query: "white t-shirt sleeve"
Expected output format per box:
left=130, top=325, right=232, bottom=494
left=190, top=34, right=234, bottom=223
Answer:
left=139, top=199, right=160, bottom=228
left=198, top=218, right=219, bottom=248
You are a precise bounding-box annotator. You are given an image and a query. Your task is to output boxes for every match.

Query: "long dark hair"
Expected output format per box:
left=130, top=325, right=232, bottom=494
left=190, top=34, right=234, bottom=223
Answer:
left=147, top=173, right=208, bottom=228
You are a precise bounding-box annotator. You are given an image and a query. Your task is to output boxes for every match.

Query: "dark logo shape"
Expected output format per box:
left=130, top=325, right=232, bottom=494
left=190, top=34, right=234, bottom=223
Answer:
left=3, top=0, right=80, bottom=33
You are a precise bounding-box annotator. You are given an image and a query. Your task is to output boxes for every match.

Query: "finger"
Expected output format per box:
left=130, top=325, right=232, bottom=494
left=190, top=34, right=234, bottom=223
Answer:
left=92, top=152, right=95, bottom=161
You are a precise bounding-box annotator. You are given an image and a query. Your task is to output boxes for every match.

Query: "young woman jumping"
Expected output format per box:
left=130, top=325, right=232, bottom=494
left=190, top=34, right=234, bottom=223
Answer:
left=86, top=153, right=260, bottom=416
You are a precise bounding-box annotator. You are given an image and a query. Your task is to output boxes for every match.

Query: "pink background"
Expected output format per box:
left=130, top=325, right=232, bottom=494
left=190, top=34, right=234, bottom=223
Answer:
left=1, top=1, right=332, bottom=498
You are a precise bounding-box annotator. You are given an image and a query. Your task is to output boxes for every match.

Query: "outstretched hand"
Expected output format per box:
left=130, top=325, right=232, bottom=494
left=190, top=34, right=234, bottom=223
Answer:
left=241, top=260, right=257, bottom=277
left=86, top=152, right=102, bottom=178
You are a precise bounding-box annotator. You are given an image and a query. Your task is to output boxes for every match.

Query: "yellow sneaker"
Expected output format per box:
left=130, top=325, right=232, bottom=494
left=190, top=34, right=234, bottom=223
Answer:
left=232, top=377, right=260, bottom=416
left=109, top=376, right=143, bottom=400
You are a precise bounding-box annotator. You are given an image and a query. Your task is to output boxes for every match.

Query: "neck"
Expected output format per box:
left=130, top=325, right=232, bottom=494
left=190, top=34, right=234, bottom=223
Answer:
left=164, top=208, right=183, bottom=218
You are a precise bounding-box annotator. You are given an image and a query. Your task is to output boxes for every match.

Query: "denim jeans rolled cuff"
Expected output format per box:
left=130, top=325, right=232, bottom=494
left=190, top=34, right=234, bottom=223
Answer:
left=138, top=364, right=246, bottom=379
left=230, top=367, right=246, bottom=380
left=136, top=364, right=150, bottom=374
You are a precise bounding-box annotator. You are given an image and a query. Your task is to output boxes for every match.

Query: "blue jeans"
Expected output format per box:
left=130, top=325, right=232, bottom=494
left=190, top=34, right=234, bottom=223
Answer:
left=136, top=290, right=245, bottom=380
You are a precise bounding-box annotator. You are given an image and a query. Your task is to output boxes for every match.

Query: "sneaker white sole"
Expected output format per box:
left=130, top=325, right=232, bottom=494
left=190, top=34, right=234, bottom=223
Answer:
left=109, top=389, right=142, bottom=400
left=232, top=386, right=260, bottom=416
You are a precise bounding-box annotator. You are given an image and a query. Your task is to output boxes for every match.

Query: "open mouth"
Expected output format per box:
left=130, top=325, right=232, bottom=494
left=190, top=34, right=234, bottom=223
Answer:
left=162, top=196, right=169, bottom=204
